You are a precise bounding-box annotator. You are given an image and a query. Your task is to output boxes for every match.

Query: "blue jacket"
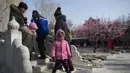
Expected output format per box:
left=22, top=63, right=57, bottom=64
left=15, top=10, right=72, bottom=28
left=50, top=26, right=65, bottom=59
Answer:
left=31, top=18, right=49, bottom=37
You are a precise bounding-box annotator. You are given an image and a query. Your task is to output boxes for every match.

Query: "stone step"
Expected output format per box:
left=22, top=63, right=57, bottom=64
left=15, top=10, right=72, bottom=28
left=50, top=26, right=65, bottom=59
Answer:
left=32, top=61, right=55, bottom=72
left=37, top=59, right=50, bottom=65
left=32, top=61, right=93, bottom=73
left=33, top=67, right=91, bottom=73
left=32, top=61, right=54, bottom=68
left=33, top=69, right=67, bottom=73
left=33, top=65, right=48, bottom=72
left=31, top=58, right=50, bottom=66
left=47, top=62, right=55, bottom=69
left=31, top=52, right=39, bottom=60
left=31, top=60, right=37, bottom=66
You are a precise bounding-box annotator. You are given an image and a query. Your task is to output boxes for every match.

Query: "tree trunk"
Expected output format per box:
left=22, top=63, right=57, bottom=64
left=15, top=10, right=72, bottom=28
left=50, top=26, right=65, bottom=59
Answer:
left=126, top=41, right=128, bottom=49
left=103, top=42, right=106, bottom=51
left=97, top=41, right=99, bottom=48
left=123, top=40, right=126, bottom=49
left=93, top=42, right=97, bottom=53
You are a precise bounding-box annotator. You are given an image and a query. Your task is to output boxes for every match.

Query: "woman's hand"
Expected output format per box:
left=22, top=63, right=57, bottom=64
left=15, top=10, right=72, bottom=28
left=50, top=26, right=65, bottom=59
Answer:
left=31, top=31, right=37, bottom=36
left=52, top=57, right=56, bottom=61
left=68, top=55, right=72, bottom=59
left=20, top=26, right=33, bottom=35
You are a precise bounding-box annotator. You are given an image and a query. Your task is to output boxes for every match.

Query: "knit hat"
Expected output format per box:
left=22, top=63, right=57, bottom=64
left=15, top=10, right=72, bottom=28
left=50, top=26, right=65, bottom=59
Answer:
left=32, top=10, right=45, bottom=18
left=29, top=22, right=38, bottom=30
left=54, top=7, right=62, bottom=17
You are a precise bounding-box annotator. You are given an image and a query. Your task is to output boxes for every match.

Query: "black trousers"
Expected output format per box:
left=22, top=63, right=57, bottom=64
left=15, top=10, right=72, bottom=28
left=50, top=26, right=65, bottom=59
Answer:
left=36, top=36, right=46, bottom=59
left=52, top=60, right=71, bottom=73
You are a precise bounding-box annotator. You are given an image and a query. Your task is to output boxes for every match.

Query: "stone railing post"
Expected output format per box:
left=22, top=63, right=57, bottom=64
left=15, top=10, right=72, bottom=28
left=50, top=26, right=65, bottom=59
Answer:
left=4, top=16, right=21, bottom=70
left=71, top=45, right=93, bottom=69
left=4, top=16, right=32, bottom=73
left=13, top=40, right=32, bottom=73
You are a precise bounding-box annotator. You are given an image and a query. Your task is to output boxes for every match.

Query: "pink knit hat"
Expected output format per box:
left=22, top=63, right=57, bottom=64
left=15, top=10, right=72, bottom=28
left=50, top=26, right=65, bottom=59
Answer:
left=29, top=22, right=38, bottom=30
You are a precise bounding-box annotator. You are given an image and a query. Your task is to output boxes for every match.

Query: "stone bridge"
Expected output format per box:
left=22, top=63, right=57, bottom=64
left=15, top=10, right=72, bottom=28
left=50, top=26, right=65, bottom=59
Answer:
left=0, top=17, right=92, bottom=73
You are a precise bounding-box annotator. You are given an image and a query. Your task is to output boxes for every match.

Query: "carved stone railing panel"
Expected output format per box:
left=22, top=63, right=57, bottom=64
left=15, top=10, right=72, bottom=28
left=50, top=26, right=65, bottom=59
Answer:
left=0, top=17, right=32, bottom=73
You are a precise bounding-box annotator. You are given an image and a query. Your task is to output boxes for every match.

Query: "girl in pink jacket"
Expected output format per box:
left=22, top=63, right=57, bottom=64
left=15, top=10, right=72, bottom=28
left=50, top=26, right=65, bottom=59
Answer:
left=51, top=29, right=72, bottom=73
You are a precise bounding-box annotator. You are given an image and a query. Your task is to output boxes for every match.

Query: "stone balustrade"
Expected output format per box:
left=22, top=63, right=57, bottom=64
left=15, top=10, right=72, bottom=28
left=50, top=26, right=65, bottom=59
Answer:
left=0, top=17, right=93, bottom=73
left=0, top=17, right=32, bottom=73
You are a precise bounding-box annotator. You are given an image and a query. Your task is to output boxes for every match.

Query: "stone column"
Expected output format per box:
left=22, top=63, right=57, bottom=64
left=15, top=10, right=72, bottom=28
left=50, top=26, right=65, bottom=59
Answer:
left=0, top=33, right=5, bottom=62
left=4, top=16, right=21, bottom=70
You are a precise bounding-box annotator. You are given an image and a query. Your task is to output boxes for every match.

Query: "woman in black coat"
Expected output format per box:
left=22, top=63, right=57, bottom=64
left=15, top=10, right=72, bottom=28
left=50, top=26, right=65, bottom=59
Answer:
left=54, top=7, right=71, bottom=46
left=54, top=7, right=74, bottom=71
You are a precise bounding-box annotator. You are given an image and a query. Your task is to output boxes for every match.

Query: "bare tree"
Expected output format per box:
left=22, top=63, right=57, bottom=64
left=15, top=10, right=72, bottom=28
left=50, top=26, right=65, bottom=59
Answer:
left=33, top=0, right=58, bottom=23
left=66, top=19, right=74, bottom=29
left=126, top=13, right=130, bottom=26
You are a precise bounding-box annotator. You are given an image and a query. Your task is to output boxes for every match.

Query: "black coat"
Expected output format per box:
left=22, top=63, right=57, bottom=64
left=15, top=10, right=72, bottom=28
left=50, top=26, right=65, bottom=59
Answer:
left=54, top=15, right=70, bottom=44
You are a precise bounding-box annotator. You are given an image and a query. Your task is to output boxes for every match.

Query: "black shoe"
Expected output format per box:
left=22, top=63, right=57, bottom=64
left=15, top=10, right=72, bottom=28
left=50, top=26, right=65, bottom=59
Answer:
left=57, top=64, right=63, bottom=70
left=38, top=56, right=46, bottom=59
left=70, top=66, right=74, bottom=71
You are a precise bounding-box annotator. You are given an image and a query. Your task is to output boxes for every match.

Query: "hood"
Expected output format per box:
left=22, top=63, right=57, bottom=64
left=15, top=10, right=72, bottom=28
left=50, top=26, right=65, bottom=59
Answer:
left=57, top=15, right=66, bottom=22
left=56, top=29, right=65, bottom=40
left=10, top=4, right=21, bottom=14
left=29, top=22, right=38, bottom=30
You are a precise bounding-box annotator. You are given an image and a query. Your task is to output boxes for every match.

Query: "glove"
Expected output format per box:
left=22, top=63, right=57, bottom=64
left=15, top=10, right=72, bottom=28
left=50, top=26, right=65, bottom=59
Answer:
left=52, top=57, right=56, bottom=61
left=68, top=55, right=72, bottom=59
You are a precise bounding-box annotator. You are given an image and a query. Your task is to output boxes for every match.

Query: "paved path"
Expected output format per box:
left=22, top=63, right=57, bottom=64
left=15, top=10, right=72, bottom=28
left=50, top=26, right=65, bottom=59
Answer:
left=76, top=47, right=130, bottom=73
left=93, top=53, right=130, bottom=73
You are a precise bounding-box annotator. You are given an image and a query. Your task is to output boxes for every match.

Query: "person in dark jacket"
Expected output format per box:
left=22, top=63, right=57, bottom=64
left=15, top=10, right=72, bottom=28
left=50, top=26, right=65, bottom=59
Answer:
left=54, top=7, right=71, bottom=47
left=9, top=2, right=36, bottom=59
left=9, top=2, right=34, bottom=37
left=9, top=2, right=28, bottom=27
left=54, top=7, right=74, bottom=71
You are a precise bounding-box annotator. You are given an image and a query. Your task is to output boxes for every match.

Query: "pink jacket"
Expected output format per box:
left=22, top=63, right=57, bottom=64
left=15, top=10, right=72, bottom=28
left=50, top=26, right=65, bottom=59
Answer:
left=29, top=22, right=38, bottom=30
left=51, top=29, right=71, bottom=60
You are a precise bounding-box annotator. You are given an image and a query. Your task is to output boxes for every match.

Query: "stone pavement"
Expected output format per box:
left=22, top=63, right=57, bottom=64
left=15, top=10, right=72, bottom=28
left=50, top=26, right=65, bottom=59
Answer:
left=93, top=53, right=130, bottom=73
left=76, top=47, right=130, bottom=73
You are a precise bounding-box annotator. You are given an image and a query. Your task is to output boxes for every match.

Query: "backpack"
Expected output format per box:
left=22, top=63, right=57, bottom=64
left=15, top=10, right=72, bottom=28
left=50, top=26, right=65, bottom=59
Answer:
left=36, top=18, right=49, bottom=37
